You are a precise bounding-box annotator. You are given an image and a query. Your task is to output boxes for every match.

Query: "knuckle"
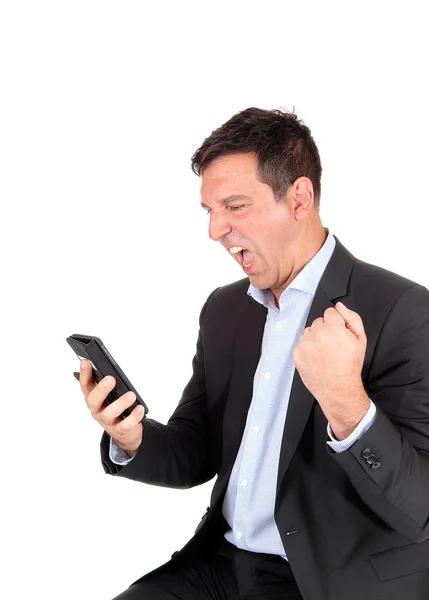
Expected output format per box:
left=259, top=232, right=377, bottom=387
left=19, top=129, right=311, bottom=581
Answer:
left=80, top=377, right=89, bottom=394
left=86, top=392, right=99, bottom=412
left=114, top=422, right=128, bottom=438
left=97, top=412, right=107, bottom=426
left=84, top=395, right=94, bottom=411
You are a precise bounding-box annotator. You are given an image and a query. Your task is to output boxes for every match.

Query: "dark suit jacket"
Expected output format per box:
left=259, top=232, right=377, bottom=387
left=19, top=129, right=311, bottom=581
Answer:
left=101, top=235, right=429, bottom=600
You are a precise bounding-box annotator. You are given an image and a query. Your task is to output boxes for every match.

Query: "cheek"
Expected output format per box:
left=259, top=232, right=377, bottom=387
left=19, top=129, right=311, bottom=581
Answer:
left=259, top=229, right=284, bottom=252
left=240, top=215, right=254, bottom=230
left=236, top=217, right=255, bottom=244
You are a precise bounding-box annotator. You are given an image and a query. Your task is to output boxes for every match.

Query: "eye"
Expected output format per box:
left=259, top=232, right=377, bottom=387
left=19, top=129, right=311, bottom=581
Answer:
left=204, top=205, right=245, bottom=215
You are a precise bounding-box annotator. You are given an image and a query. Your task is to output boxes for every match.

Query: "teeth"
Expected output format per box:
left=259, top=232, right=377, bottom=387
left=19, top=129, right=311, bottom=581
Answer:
left=229, top=246, right=244, bottom=254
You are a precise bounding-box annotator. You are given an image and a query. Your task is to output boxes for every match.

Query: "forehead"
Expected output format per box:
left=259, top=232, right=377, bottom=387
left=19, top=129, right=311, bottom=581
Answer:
left=200, top=153, right=259, bottom=198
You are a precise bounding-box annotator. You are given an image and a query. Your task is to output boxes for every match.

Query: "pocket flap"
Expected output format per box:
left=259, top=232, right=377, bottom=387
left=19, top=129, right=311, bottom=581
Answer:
left=369, top=541, right=429, bottom=581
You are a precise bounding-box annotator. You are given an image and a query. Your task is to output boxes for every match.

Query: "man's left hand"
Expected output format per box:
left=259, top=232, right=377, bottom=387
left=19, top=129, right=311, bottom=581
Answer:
left=293, top=302, right=368, bottom=410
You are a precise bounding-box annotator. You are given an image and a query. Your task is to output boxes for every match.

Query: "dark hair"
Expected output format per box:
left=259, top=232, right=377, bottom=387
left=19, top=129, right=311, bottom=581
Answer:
left=191, top=107, right=322, bottom=208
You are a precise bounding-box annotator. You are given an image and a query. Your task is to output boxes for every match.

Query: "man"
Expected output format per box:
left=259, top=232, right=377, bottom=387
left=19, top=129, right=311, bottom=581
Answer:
left=80, top=108, right=429, bottom=600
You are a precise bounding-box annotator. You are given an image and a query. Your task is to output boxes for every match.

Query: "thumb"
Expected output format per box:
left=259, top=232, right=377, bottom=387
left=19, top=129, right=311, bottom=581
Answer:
left=335, top=302, right=366, bottom=339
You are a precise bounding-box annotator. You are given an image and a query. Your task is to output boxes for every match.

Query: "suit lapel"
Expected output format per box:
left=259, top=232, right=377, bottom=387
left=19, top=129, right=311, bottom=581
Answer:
left=275, top=287, right=334, bottom=496
left=220, top=295, right=267, bottom=478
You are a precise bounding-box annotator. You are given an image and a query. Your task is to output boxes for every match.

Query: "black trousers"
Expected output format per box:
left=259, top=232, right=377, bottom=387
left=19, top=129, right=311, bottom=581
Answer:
left=113, top=538, right=303, bottom=600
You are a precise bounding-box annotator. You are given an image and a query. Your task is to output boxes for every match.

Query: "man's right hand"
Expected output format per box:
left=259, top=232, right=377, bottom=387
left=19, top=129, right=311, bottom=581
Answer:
left=79, top=359, right=144, bottom=458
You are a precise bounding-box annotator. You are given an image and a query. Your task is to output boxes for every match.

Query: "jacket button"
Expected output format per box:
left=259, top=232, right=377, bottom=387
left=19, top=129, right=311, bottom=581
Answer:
left=361, top=448, right=371, bottom=459
left=372, top=461, right=381, bottom=469
left=366, top=454, right=376, bottom=464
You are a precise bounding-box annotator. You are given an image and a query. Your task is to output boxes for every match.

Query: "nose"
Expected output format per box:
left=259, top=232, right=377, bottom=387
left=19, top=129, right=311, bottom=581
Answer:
left=208, top=211, right=232, bottom=242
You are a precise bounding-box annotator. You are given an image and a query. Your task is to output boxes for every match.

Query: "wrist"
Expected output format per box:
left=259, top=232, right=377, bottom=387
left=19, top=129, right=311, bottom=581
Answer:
left=113, top=442, right=139, bottom=458
left=328, top=399, right=370, bottom=441
left=317, top=385, right=370, bottom=440
left=112, top=428, right=143, bottom=458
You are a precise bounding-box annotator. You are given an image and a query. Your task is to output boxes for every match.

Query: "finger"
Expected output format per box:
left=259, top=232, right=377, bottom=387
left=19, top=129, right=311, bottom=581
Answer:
left=80, top=359, right=96, bottom=396
left=110, top=404, right=145, bottom=439
left=99, top=391, right=139, bottom=426
left=86, top=375, right=116, bottom=414
left=323, top=307, right=345, bottom=326
left=335, top=302, right=366, bottom=338
left=309, top=316, right=324, bottom=329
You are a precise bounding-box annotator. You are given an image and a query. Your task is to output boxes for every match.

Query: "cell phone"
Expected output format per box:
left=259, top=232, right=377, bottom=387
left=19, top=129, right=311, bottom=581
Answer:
left=66, top=334, right=149, bottom=419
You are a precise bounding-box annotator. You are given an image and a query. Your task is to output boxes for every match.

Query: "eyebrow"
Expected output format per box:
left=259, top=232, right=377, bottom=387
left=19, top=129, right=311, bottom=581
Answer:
left=200, top=194, right=250, bottom=210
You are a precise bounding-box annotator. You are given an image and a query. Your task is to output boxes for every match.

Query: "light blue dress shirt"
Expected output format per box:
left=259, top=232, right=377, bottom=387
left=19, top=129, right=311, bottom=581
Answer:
left=110, top=228, right=376, bottom=561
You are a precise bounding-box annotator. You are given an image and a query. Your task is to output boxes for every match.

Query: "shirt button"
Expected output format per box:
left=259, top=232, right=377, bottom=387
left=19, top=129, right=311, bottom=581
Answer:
left=276, top=321, right=283, bottom=329
left=252, top=425, right=260, bottom=434
left=264, top=372, right=271, bottom=380
left=242, top=479, right=248, bottom=487
left=236, top=531, right=242, bottom=539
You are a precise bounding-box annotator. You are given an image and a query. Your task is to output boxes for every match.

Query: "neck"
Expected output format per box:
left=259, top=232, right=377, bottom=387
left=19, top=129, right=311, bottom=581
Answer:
left=272, top=225, right=328, bottom=308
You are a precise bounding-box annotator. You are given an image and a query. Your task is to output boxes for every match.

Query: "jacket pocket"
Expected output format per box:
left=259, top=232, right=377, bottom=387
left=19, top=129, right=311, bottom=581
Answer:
left=369, top=540, right=429, bottom=581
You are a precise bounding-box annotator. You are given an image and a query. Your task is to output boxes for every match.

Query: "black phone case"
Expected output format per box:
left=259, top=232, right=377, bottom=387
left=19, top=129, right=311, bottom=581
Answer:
left=66, top=334, right=149, bottom=418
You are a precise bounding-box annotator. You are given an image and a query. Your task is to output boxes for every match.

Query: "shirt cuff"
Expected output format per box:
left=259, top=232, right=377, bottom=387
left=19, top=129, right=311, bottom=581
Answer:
left=109, top=437, right=135, bottom=466
left=326, top=400, right=377, bottom=453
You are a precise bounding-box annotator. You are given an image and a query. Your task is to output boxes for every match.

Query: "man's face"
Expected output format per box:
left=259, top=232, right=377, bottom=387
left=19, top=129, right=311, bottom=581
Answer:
left=200, top=152, right=303, bottom=296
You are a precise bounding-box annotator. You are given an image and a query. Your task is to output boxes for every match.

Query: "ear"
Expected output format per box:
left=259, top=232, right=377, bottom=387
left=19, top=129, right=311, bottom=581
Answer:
left=292, top=176, right=315, bottom=213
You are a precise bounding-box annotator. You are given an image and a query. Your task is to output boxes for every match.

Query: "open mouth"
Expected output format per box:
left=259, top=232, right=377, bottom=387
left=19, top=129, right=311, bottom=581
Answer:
left=228, top=246, right=253, bottom=268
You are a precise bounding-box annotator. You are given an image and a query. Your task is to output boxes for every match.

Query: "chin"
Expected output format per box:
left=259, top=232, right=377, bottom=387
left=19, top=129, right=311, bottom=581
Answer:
left=248, top=274, right=269, bottom=289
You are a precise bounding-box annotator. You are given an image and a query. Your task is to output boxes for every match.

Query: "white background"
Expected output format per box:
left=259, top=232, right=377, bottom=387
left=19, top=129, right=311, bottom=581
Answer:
left=1, top=1, right=428, bottom=599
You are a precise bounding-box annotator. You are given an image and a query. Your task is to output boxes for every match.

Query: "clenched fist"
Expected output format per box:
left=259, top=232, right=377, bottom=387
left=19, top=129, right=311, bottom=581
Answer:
left=293, top=302, right=370, bottom=439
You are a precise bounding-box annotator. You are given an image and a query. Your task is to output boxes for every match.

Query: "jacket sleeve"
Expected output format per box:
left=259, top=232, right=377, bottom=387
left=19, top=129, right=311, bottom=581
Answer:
left=100, top=287, right=220, bottom=489
left=330, top=283, right=429, bottom=542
